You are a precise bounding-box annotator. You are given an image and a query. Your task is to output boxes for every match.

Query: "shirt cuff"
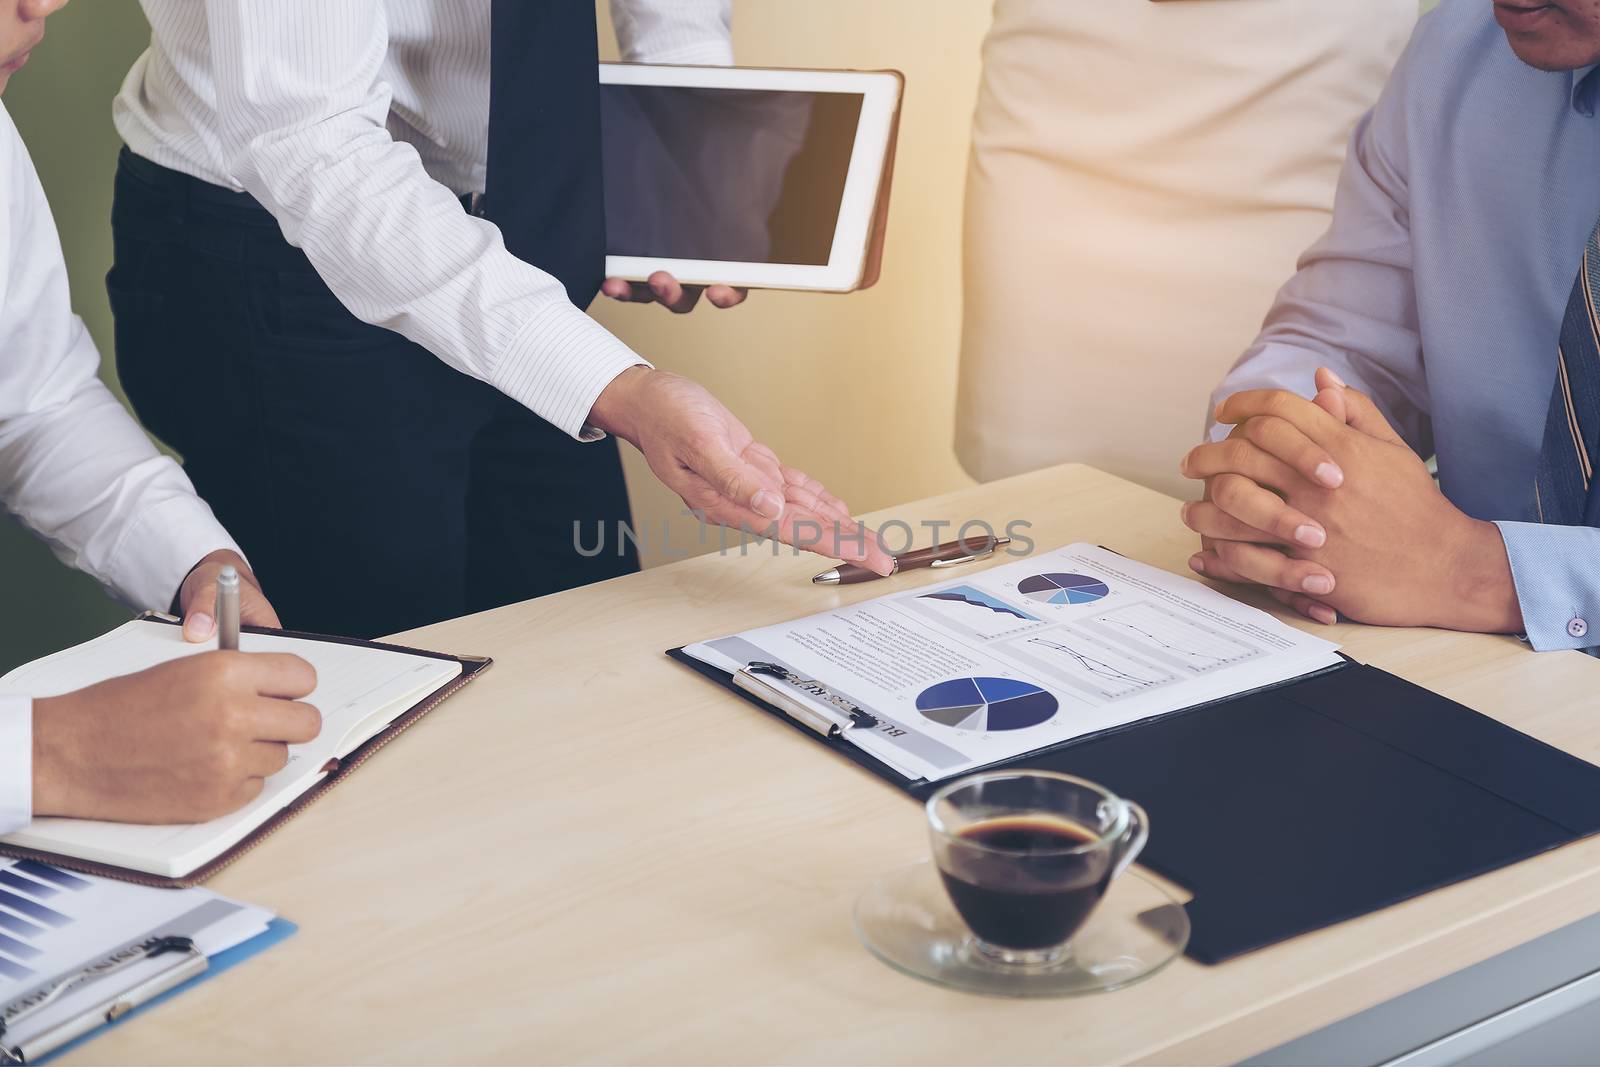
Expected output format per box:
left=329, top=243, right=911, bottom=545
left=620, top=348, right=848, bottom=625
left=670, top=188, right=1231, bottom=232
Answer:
left=0, top=696, right=32, bottom=834
left=107, top=491, right=243, bottom=613
left=490, top=301, right=651, bottom=442
left=1493, top=521, right=1600, bottom=651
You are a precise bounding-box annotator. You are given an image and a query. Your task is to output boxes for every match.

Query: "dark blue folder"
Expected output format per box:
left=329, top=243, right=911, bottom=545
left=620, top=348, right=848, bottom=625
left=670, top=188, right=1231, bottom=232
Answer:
left=669, top=649, right=1600, bottom=963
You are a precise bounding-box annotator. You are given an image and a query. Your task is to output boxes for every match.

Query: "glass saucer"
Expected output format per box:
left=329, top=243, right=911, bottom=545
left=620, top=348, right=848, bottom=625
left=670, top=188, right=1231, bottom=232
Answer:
left=853, top=861, right=1189, bottom=998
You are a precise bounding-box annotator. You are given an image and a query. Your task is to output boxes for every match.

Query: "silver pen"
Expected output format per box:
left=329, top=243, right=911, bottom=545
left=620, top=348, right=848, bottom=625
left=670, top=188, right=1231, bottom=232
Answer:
left=0, top=936, right=207, bottom=1066
left=216, top=565, right=241, bottom=651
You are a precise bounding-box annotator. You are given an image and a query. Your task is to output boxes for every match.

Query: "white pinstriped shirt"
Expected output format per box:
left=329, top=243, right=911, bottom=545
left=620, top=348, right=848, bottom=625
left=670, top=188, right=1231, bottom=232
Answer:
left=113, top=0, right=733, bottom=441
left=0, top=105, right=243, bottom=834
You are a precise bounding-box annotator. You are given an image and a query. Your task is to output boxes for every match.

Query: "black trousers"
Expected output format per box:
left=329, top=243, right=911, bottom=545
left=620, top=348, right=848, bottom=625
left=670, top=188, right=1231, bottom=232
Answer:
left=108, top=149, right=639, bottom=638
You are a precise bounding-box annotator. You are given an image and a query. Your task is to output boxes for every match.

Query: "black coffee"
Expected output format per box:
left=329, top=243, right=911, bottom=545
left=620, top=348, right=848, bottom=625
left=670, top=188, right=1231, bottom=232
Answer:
left=938, top=816, right=1108, bottom=950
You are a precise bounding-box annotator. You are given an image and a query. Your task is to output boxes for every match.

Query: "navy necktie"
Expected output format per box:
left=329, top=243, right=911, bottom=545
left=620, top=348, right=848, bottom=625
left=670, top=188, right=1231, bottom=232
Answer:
left=1534, top=226, right=1600, bottom=527
left=485, top=0, right=605, bottom=308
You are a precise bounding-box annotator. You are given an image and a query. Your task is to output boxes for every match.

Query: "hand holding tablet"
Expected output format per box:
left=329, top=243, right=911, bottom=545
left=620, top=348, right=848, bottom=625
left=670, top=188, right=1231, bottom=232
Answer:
left=597, top=63, right=903, bottom=297
left=599, top=271, right=748, bottom=314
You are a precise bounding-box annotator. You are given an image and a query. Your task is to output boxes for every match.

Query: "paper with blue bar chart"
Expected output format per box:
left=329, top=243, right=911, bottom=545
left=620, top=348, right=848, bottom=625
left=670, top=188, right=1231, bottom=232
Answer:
left=0, top=858, right=273, bottom=1049
left=685, top=543, right=1342, bottom=782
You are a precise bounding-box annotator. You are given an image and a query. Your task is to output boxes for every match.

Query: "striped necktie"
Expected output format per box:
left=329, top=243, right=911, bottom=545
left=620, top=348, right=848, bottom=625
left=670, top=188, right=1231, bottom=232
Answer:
left=1534, top=227, right=1600, bottom=528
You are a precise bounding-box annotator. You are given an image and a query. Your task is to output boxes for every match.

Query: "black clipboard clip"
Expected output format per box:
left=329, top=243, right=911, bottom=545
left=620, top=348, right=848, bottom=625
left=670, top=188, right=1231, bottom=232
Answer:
left=734, top=662, right=881, bottom=739
left=0, top=935, right=206, bottom=1065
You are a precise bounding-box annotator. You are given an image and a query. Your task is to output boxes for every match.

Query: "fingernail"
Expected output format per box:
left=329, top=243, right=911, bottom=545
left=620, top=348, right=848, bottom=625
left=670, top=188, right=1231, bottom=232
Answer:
left=1213, top=402, right=1226, bottom=421
left=1294, top=524, right=1326, bottom=548
left=751, top=490, right=784, bottom=520
left=1303, top=575, right=1335, bottom=595
left=1180, top=502, right=1194, bottom=524
left=1189, top=554, right=1206, bottom=575
left=1314, top=462, right=1344, bottom=488
left=186, top=612, right=213, bottom=639
left=1324, top=368, right=1347, bottom=388
left=1178, top=454, right=1189, bottom=476
left=1309, top=604, right=1338, bottom=625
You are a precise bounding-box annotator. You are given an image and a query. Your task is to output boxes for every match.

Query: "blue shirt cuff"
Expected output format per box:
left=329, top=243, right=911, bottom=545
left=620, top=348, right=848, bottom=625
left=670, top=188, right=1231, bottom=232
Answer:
left=1493, top=520, right=1600, bottom=651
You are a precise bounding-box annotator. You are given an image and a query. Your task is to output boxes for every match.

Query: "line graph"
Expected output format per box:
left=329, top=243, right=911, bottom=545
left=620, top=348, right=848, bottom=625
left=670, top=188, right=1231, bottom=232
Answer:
left=920, top=587, right=1036, bottom=622
left=1088, top=602, right=1262, bottom=674
left=903, top=584, right=1044, bottom=641
left=1000, top=628, right=1180, bottom=702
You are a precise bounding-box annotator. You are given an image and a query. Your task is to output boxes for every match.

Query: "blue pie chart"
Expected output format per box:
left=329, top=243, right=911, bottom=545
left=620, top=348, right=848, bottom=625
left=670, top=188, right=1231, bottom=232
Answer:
left=916, top=677, right=1058, bottom=732
left=1017, top=572, right=1110, bottom=607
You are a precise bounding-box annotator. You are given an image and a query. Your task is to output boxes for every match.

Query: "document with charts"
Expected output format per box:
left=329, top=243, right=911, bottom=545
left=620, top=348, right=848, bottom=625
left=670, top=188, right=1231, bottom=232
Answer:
left=683, top=543, right=1342, bottom=782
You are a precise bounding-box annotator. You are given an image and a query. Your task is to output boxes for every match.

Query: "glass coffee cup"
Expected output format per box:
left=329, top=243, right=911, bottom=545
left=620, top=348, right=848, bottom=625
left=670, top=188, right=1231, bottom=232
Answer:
left=926, top=770, right=1148, bottom=968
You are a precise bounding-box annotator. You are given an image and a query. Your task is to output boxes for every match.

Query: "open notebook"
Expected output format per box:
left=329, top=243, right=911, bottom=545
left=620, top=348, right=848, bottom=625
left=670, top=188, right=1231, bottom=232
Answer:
left=0, top=618, right=486, bottom=883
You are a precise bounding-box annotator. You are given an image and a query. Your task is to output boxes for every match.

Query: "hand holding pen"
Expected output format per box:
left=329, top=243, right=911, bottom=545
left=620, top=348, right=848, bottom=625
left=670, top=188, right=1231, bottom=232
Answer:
left=813, top=535, right=1012, bottom=585
left=174, top=550, right=279, bottom=642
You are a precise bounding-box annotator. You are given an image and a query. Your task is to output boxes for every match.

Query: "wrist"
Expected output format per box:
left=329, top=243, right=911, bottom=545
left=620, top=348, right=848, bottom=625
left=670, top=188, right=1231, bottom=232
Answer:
left=1436, top=517, right=1524, bottom=634
left=586, top=365, right=653, bottom=445
left=31, top=694, right=84, bottom=819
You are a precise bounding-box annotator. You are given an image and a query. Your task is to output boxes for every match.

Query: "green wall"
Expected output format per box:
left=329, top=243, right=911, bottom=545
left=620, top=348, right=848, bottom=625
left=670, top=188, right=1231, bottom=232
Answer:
left=1, top=3, right=153, bottom=672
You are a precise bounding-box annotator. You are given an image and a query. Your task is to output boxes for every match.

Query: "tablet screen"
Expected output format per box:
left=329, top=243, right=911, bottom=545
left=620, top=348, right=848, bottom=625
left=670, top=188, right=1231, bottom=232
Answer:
left=599, top=86, right=865, bottom=266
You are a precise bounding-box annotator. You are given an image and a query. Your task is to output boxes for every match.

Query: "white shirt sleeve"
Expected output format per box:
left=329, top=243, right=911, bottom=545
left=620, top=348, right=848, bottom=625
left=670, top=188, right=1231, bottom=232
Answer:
left=0, top=696, right=29, bottom=834
left=194, top=0, right=649, bottom=441
left=611, top=0, right=733, bottom=65
left=0, top=105, right=239, bottom=612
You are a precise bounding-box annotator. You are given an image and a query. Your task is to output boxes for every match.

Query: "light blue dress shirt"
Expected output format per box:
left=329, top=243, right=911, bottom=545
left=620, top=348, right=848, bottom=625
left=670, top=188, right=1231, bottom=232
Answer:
left=1212, top=0, right=1600, bottom=653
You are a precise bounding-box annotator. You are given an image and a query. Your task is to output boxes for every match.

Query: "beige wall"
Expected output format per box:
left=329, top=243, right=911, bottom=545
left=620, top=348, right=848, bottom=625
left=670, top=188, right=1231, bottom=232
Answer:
left=593, top=1, right=987, bottom=566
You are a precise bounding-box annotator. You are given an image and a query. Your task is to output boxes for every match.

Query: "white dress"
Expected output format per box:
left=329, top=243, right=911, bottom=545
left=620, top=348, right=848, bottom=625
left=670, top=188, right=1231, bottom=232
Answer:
left=955, top=0, right=1417, bottom=497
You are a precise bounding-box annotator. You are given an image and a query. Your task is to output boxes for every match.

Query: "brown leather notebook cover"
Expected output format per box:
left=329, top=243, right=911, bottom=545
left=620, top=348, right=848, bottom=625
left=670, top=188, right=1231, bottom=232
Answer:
left=0, top=618, right=492, bottom=889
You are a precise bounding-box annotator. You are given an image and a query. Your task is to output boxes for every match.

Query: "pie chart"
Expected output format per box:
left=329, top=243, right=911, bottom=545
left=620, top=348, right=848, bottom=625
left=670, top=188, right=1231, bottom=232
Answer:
left=916, top=677, right=1058, bottom=732
left=1018, top=572, right=1110, bottom=607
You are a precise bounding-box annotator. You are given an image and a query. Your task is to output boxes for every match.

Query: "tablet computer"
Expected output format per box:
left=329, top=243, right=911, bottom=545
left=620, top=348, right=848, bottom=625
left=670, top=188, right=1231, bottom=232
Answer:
left=599, top=64, right=903, bottom=293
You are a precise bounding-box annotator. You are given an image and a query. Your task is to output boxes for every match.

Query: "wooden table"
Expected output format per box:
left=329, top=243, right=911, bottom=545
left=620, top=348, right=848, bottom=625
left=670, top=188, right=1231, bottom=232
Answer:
left=66, top=464, right=1600, bottom=1065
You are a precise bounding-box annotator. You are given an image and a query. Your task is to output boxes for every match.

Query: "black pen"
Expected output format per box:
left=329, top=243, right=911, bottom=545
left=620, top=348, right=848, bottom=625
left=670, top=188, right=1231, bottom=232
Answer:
left=813, top=536, right=1011, bottom=585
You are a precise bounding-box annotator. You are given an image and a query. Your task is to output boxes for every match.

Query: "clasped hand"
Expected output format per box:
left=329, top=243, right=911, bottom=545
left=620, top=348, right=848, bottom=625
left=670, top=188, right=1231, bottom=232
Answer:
left=1177, top=368, right=1520, bottom=633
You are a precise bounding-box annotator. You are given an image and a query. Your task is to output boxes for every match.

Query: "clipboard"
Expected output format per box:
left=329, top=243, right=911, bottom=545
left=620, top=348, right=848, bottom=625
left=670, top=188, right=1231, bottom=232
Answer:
left=9, top=918, right=297, bottom=1065
left=669, top=647, right=1600, bottom=963
left=0, top=618, right=492, bottom=889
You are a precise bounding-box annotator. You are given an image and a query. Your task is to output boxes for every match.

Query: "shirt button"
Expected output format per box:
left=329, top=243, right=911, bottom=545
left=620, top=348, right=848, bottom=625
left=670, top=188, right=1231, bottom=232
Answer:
left=1568, top=617, right=1589, bottom=640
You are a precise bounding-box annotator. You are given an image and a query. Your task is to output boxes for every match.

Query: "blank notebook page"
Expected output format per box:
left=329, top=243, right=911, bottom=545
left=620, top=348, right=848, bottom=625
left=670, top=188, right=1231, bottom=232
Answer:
left=0, top=620, right=461, bottom=876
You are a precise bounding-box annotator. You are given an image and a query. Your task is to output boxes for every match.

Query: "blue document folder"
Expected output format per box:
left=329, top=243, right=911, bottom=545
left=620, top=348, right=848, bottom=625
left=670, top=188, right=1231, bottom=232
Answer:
left=36, top=918, right=297, bottom=1064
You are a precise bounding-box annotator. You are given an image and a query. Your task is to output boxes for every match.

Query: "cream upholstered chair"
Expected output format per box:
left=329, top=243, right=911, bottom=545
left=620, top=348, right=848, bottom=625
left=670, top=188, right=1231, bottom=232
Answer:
left=954, top=0, right=1417, bottom=498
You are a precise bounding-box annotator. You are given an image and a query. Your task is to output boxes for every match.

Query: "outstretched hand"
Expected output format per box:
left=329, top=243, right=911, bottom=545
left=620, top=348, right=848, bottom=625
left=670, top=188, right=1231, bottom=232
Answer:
left=588, top=367, right=894, bottom=575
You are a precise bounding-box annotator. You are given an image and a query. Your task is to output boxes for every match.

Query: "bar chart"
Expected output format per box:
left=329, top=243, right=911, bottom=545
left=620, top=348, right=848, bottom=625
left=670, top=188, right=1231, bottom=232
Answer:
left=0, top=861, right=89, bottom=981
